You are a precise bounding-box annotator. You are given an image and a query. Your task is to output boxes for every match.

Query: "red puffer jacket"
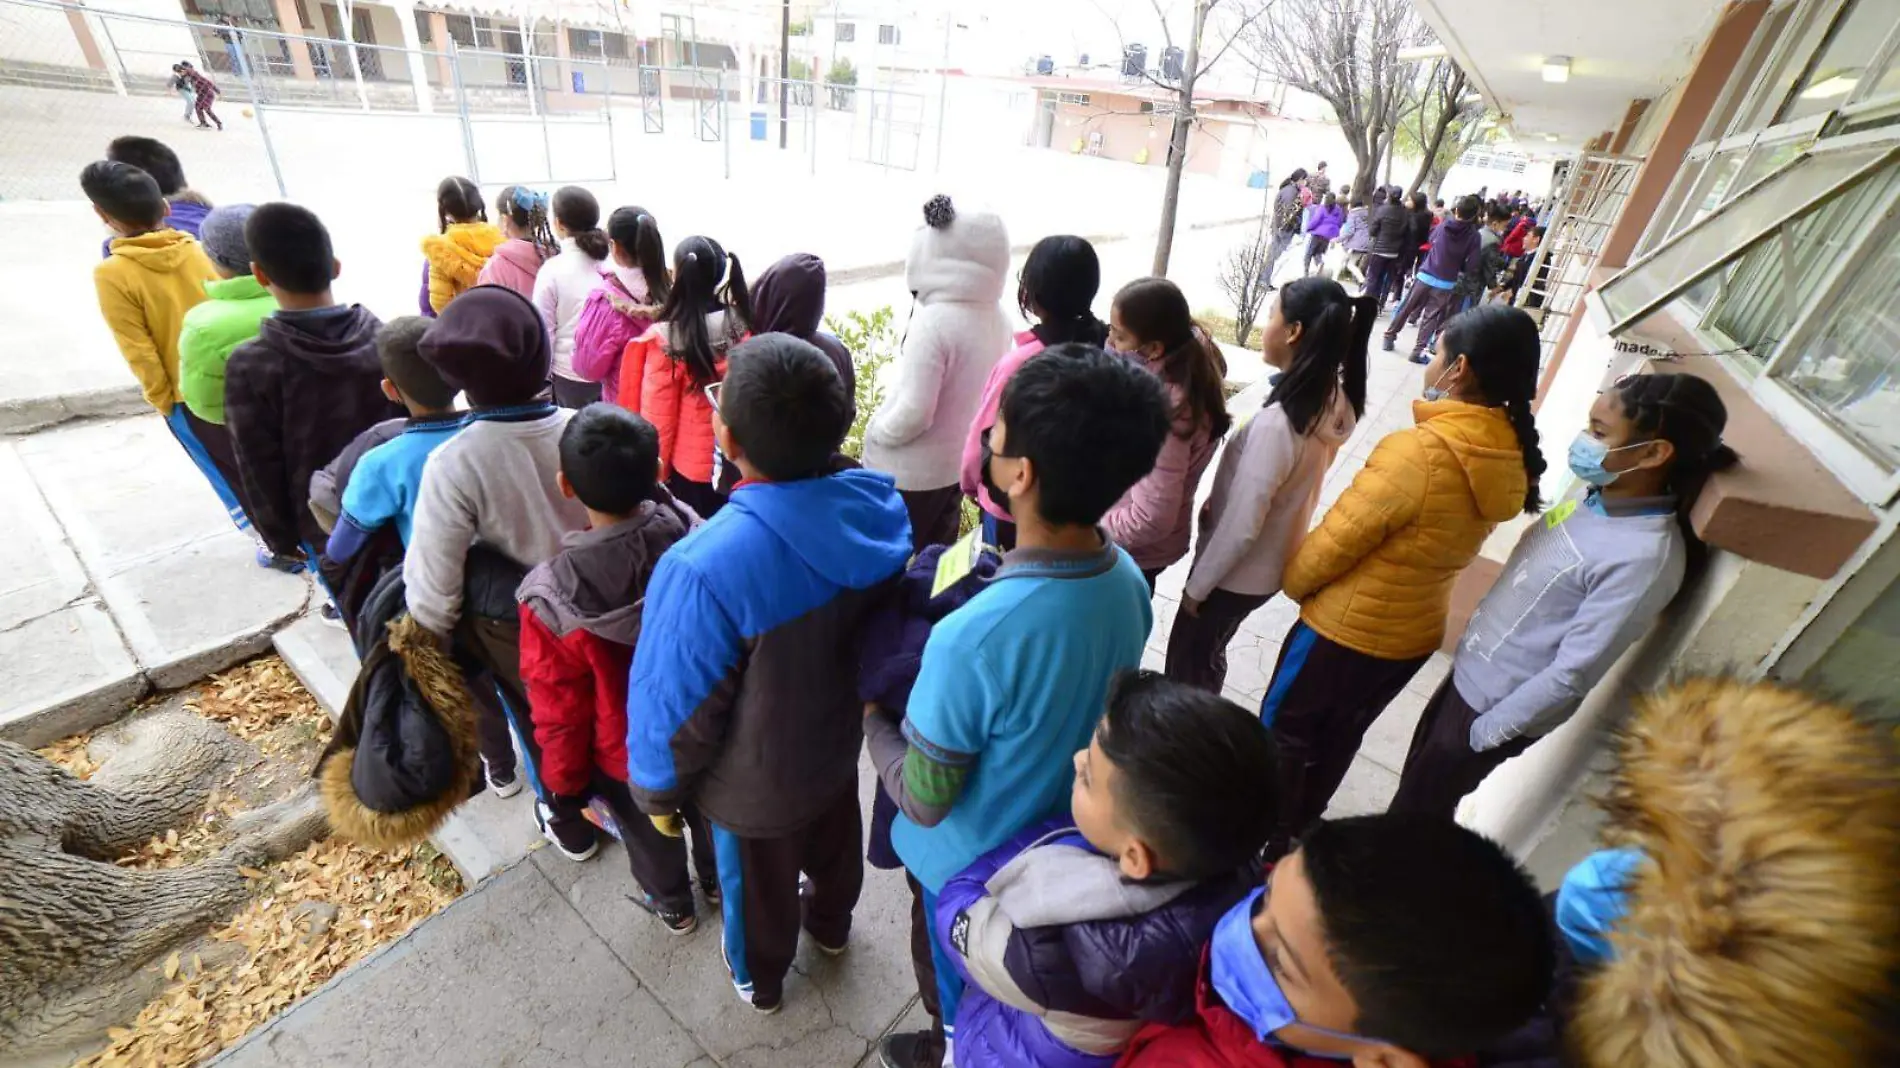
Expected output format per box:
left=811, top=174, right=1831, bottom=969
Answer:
left=620, top=311, right=744, bottom=485
left=515, top=489, right=698, bottom=796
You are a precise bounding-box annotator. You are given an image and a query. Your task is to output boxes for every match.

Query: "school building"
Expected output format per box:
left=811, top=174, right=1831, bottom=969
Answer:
left=1421, top=0, right=1900, bottom=883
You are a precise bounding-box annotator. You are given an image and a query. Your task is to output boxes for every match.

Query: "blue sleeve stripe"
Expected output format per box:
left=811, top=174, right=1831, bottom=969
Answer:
left=627, top=555, right=740, bottom=792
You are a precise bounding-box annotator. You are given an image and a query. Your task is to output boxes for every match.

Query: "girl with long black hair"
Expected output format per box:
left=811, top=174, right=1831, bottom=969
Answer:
left=1166, top=277, right=1371, bottom=692
left=533, top=185, right=613, bottom=407
left=958, top=234, right=1108, bottom=548
left=623, top=235, right=750, bottom=516
left=1102, top=277, right=1234, bottom=592
left=1388, top=372, right=1736, bottom=818
left=1262, top=303, right=1546, bottom=843
left=572, top=205, right=669, bottom=406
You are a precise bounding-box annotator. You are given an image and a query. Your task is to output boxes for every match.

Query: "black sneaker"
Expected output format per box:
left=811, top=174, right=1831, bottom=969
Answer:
left=1408, top=352, right=1432, bottom=365
left=1380, top=336, right=1397, bottom=352
left=534, top=801, right=600, bottom=862
left=699, top=877, right=722, bottom=907
left=721, top=942, right=780, bottom=1014
left=629, top=891, right=698, bottom=935
left=878, top=1030, right=944, bottom=1068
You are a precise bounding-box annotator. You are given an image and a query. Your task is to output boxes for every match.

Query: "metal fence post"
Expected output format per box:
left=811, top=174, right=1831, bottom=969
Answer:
left=450, top=40, right=480, bottom=184
left=92, top=13, right=130, bottom=97
left=539, top=98, right=555, bottom=182
left=720, top=69, right=730, bottom=180
left=232, top=36, right=288, bottom=197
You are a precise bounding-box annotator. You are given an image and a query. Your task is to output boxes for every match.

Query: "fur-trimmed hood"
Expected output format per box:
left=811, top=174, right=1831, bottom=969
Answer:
left=1572, top=678, right=1900, bottom=1068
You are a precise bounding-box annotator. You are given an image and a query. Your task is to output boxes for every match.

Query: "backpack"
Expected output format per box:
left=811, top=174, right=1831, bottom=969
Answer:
left=572, top=272, right=652, bottom=387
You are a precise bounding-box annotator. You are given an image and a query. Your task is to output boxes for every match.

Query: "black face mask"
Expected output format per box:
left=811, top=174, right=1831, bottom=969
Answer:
left=980, top=435, right=1014, bottom=518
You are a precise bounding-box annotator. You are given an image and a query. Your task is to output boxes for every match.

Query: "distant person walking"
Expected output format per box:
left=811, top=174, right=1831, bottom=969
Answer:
left=1262, top=168, right=1308, bottom=292
left=178, top=61, right=222, bottom=130
left=1308, top=160, right=1332, bottom=199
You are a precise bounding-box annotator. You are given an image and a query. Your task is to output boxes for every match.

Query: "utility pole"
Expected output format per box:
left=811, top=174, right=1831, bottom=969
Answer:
left=779, top=0, right=790, bottom=148
left=1152, top=0, right=1207, bottom=277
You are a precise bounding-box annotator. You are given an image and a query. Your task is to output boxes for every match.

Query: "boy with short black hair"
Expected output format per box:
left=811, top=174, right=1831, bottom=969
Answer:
left=933, top=671, right=1280, bottom=1066
left=869, top=343, right=1170, bottom=1068
left=324, top=317, right=463, bottom=564
left=629, top=333, right=911, bottom=1014
left=406, top=285, right=591, bottom=837
left=224, top=202, right=396, bottom=568
left=518, top=404, right=717, bottom=932
left=1120, top=813, right=1555, bottom=1066
left=105, top=135, right=211, bottom=240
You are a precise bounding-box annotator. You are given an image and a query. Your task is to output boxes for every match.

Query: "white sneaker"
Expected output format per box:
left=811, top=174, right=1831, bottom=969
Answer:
left=535, top=801, right=600, bottom=862
left=482, top=758, right=523, bottom=799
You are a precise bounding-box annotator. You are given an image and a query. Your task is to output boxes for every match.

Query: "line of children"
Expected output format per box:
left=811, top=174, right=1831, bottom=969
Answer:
left=571, top=205, right=670, bottom=406
left=1167, top=279, right=1371, bottom=693
left=1101, top=278, right=1232, bottom=592
left=533, top=186, right=612, bottom=408
left=870, top=345, right=1171, bottom=1067
left=865, top=195, right=1012, bottom=551
left=421, top=176, right=502, bottom=314
left=104, top=136, right=211, bottom=246
left=174, top=202, right=272, bottom=539
left=1264, top=305, right=1546, bottom=846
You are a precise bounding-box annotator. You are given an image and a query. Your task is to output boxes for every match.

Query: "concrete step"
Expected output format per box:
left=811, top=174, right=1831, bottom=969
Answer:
left=272, top=615, right=544, bottom=885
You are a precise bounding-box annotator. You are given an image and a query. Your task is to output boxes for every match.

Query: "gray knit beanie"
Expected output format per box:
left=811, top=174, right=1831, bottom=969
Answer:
left=199, top=204, right=256, bottom=275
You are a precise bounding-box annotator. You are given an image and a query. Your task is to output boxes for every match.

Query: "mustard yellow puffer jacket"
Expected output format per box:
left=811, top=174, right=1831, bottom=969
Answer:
left=1283, top=399, right=1528, bottom=660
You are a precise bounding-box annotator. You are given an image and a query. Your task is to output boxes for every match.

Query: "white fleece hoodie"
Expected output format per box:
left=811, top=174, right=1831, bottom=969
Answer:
left=1182, top=386, right=1356, bottom=603
left=862, top=202, right=1012, bottom=492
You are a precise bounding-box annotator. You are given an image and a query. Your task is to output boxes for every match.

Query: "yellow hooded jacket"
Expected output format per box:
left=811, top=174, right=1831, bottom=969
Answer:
left=421, top=221, right=504, bottom=314
left=93, top=229, right=219, bottom=415
left=1574, top=678, right=1900, bottom=1068
left=1283, top=398, right=1527, bottom=660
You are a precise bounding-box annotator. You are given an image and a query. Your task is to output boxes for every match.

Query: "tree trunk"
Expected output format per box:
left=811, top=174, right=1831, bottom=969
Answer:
left=1152, top=0, right=1208, bottom=277
left=0, top=711, right=327, bottom=1061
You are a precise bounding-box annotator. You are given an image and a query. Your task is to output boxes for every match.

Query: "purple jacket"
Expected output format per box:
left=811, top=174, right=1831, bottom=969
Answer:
left=1304, top=203, right=1344, bottom=241
left=1417, top=215, right=1485, bottom=284
left=935, top=817, right=1253, bottom=1068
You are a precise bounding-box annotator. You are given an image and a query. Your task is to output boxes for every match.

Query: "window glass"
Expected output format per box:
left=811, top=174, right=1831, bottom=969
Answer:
left=1599, top=143, right=1895, bottom=330
left=1668, top=149, right=1747, bottom=238
left=1866, top=39, right=1900, bottom=102
left=1733, top=138, right=1810, bottom=196
left=1700, top=5, right=1795, bottom=141
left=1777, top=213, right=1900, bottom=470
left=1804, top=573, right=1900, bottom=724
left=1733, top=0, right=1842, bottom=131
left=1782, top=0, right=1890, bottom=122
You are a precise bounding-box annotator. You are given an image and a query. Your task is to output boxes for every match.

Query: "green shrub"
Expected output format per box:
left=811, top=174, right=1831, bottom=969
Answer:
left=825, top=305, right=900, bottom=460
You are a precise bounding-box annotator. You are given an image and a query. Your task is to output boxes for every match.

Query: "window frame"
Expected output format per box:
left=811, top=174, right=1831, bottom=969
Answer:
left=1724, top=0, right=1852, bottom=136
left=835, top=20, right=855, bottom=43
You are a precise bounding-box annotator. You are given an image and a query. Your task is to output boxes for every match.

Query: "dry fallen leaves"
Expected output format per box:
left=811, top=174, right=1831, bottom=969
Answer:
left=35, top=730, right=100, bottom=779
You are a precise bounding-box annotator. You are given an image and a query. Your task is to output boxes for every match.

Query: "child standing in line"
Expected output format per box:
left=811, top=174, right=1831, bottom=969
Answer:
left=934, top=671, right=1282, bottom=1068
left=1101, top=278, right=1232, bottom=592
left=958, top=235, right=1108, bottom=550
left=82, top=162, right=237, bottom=536
left=533, top=186, right=612, bottom=408
left=628, top=335, right=911, bottom=1014
left=406, top=286, right=592, bottom=848
left=223, top=203, right=397, bottom=569
left=421, top=176, right=502, bottom=314
left=571, top=205, right=668, bottom=406
left=1120, top=815, right=1553, bottom=1065
left=1167, top=279, right=1371, bottom=694
left=104, top=135, right=212, bottom=243
left=1263, top=306, right=1545, bottom=847
left=864, top=195, right=1012, bottom=551
left=1301, top=193, right=1343, bottom=277
left=1388, top=374, right=1735, bottom=820
left=518, top=404, right=718, bottom=932
left=478, top=184, right=557, bottom=301
left=622, top=235, right=750, bottom=518
left=173, top=203, right=272, bottom=541
left=870, top=346, right=1169, bottom=1068
left=324, top=317, right=463, bottom=564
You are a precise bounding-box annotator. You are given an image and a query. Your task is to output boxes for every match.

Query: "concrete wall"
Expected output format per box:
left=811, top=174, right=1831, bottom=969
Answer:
left=0, top=3, right=90, bottom=69
left=92, top=0, right=203, bottom=78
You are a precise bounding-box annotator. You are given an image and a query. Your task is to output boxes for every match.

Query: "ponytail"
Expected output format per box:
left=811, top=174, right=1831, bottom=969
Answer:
left=1611, top=373, right=1740, bottom=576
left=654, top=236, right=741, bottom=386
left=607, top=205, right=670, bottom=304
left=724, top=251, right=753, bottom=333
left=1020, top=235, right=1108, bottom=348
left=1112, top=277, right=1232, bottom=440
left=1441, top=305, right=1547, bottom=514
left=1268, top=277, right=1371, bottom=436
left=435, top=175, right=483, bottom=233
left=552, top=185, right=609, bottom=260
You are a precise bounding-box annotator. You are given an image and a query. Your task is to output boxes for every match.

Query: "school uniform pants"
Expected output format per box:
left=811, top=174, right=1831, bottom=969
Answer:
left=902, top=872, right=949, bottom=1056
left=712, top=784, right=863, bottom=1007
left=550, top=375, right=602, bottom=409
left=900, top=485, right=965, bottom=552
left=1389, top=247, right=1419, bottom=304
left=1385, top=284, right=1459, bottom=359
left=163, top=406, right=251, bottom=535
left=1363, top=254, right=1399, bottom=311
left=1386, top=677, right=1537, bottom=820
left=589, top=773, right=717, bottom=914
left=666, top=472, right=725, bottom=520
left=456, top=614, right=593, bottom=842
left=1165, top=588, right=1271, bottom=693
left=1262, top=621, right=1429, bottom=842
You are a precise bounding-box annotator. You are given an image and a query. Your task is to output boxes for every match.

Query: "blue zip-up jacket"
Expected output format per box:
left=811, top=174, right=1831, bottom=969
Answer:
left=627, top=465, right=912, bottom=835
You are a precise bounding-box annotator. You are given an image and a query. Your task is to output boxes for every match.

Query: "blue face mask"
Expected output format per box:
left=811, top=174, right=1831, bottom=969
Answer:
left=1568, top=433, right=1650, bottom=487
left=1209, top=887, right=1381, bottom=1060
left=1422, top=362, right=1456, bottom=403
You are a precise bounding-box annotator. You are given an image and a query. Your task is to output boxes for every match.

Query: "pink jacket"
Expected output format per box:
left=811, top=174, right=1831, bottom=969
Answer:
left=958, top=330, right=1043, bottom=520
left=475, top=239, right=547, bottom=300
left=1102, top=371, right=1222, bottom=571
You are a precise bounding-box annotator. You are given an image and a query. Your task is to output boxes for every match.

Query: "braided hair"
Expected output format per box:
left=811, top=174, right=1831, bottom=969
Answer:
left=1610, top=373, right=1738, bottom=574
left=1020, top=235, right=1108, bottom=348
left=1440, top=305, right=1547, bottom=514
left=435, top=175, right=484, bottom=232
left=496, top=185, right=559, bottom=260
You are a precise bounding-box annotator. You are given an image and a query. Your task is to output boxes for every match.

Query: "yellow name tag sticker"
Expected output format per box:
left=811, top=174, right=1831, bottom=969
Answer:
left=932, top=526, right=985, bottom=598
left=1544, top=499, right=1578, bottom=529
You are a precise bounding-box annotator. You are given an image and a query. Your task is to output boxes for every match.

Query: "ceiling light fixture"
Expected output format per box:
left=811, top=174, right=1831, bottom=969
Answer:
left=1545, top=133, right=1560, bottom=142
left=1542, top=56, right=1571, bottom=84
left=1800, top=70, right=1861, bottom=100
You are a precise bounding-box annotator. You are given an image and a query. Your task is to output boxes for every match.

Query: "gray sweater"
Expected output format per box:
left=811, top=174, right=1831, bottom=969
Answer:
left=404, top=409, right=589, bottom=636
left=1454, top=491, right=1685, bottom=751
